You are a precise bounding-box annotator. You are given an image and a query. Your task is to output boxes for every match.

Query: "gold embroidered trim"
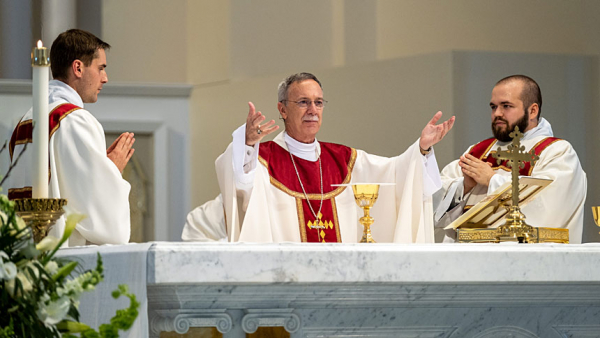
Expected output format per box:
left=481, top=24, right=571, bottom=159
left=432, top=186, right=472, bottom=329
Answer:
left=526, top=138, right=562, bottom=175
left=15, top=138, right=32, bottom=145
left=331, top=198, right=341, bottom=243
left=297, top=197, right=341, bottom=243
left=469, top=139, right=497, bottom=160
left=258, top=156, right=268, bottom=168
left=49, top=105, right=80, bottom=139
left=297, top=198, right=307, bottom=242
left=13, top=120, right=33, bottom=147
left=260, top=147, right=357, bottom=199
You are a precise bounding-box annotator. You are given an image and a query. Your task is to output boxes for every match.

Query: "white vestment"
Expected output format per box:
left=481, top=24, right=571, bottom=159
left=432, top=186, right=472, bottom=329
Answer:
left=8, top=80, right=131, bottom=247
left=433, top=118, right=586, bottom=243
left=182, top=194, right=227, bottom=242
left=214, top=125, right=442, bottom=243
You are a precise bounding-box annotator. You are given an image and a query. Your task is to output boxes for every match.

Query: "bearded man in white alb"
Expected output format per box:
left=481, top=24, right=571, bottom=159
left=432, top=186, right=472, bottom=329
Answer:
left=8, top=29, right=135, bottom=247
left=433, top=75, right=586, bottom=243
left=213, top=72, right=454, bottom=243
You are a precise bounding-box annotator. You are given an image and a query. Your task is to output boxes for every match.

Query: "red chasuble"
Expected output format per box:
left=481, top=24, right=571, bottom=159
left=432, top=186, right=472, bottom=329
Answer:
left=8, top=103, right=81, bottom=199
left=258, top=141, right=357, bottom=243
left=468, top=137, right=562, bottom=176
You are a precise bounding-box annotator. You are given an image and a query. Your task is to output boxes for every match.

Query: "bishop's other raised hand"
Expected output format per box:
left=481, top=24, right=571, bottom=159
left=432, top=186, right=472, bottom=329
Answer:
left=419, top=111, right=455, bottom=151
left=245, top=102, right=279, bottom=146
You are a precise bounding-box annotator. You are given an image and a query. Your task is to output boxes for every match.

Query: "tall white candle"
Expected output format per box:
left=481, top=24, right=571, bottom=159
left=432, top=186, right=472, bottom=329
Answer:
left=32, top=40, right=50, bottom=198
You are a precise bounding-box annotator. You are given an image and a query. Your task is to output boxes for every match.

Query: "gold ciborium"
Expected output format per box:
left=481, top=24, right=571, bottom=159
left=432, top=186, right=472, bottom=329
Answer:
left=593, top=206, right=600, bottom=234
left=13, top=198, right=67, bottom=243
left=351, top=184, right=381, bottom=243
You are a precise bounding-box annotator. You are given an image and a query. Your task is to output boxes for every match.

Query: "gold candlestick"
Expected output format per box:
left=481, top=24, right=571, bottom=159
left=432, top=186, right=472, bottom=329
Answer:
left=13, top=198, right=67, bottom=243
left=593, top=206, right=600, bottom=234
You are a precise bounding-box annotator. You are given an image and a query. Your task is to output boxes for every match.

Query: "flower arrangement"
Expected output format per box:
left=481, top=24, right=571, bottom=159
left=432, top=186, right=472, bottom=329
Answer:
left=0, top=194, right=139, bottom=337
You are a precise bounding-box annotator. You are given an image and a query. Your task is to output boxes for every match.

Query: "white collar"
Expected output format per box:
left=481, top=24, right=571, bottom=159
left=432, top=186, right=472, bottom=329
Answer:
left=284, top=132, right=320, bottom=162
left=523, top=117, right=553, bottom=140
left=48, top=80, right=84, bottom=108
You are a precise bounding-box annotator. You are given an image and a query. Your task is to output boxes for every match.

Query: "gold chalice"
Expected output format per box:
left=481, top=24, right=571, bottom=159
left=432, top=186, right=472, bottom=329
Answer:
left=593, top=206, right=600, bottom=234
left=332, top=183, right=394, bottom=243
left=352, top=184, right=380, bottom=243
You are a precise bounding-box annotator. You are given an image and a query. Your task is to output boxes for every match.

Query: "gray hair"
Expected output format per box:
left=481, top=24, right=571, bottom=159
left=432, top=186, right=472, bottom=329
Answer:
left=277, top=72, right=322, bottom=102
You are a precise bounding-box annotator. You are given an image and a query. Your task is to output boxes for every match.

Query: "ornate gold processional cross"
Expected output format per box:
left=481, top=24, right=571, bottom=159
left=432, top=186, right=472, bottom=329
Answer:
left=491, top=126, right=540, bottom=242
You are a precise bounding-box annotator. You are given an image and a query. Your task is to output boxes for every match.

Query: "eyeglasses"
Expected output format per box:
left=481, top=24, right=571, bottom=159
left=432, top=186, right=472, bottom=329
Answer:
left=282, top=99, right=328, bottom=109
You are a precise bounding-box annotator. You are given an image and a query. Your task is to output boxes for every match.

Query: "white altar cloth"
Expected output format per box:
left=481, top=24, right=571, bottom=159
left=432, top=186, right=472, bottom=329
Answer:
left=59, top=242, right=600, bottom=337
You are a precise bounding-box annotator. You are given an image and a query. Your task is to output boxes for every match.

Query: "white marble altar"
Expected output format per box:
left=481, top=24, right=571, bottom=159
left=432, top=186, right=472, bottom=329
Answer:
left=59, top=242, right=600, bottom=338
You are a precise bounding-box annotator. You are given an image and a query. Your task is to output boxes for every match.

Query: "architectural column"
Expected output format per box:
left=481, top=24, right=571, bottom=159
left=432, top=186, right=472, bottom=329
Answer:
left=0, top=0, right=33, bottom=79
left=41, top=0, right=76, bottom=47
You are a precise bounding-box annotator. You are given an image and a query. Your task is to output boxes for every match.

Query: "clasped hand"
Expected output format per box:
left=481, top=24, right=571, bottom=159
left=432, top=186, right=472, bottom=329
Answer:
left=459, top=154, right=494, bottom=194
left=107, top=132, right=135, bottom=173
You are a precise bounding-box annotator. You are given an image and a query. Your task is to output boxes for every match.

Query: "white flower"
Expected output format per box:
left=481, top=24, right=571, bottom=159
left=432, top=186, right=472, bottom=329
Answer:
left=1, top=261, right=17, bottom=280
left=36, top=295, right=70, bottom=326
left=6, top=271, right=33, bottom=296
left=0, top=250, right=8, bottom=261
left=15, top=215, right=26, bottom=230
left=36, top=236, right=60, bottom=252
left=45, top=261, right=59, bottom=275
left=61, top=206, right=86, bottom=242
left=60, top=276, right=85, bottom=301
left=23, top=262, right=40, bottom=280
left=0, top=210, right=7, bottom=225
left=17, top=271, right=33, bottom=292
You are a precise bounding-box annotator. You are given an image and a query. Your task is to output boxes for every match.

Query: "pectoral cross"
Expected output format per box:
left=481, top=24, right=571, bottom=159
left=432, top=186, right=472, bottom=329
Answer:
left=492, top=126, right=539, bottom=208
left=307, top=212, right=334, bottom=242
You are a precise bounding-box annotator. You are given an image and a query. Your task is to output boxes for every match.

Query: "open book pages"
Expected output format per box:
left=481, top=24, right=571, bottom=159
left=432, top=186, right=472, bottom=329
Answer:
left=444, top=177, right=552, bottom=230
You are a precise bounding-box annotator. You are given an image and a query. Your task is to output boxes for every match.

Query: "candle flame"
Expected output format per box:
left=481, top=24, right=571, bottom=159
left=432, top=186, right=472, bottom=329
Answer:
left=37, top=40, right=43, bottom=48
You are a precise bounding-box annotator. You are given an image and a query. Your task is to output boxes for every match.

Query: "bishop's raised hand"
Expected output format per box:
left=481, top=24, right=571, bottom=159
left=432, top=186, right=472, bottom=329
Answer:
left=245, top=102, right=279, bottom=146
left=419, top=111, right=455, bottom=151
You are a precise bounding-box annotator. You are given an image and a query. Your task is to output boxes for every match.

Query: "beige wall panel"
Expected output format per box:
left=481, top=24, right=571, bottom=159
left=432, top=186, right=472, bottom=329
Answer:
left=376, top=0, right=599, bottom=60
left=102, top=0, right=187, bottom=83
left=187, top=0, right=231, bottom=85
left=229, top=0, right=334, bottom=79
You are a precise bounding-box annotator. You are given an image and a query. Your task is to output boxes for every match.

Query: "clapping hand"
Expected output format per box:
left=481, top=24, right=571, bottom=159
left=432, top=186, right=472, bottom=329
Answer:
left=459, top=154, right=495, bottom=192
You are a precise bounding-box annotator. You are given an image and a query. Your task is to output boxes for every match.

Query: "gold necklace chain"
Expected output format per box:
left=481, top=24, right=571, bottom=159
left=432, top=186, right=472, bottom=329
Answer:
left=289, top=147, right=323, bottom=221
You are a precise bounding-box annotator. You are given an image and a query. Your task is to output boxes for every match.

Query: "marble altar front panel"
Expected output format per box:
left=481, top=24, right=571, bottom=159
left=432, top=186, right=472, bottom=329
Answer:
left=146, top=242, right=600, bottom=338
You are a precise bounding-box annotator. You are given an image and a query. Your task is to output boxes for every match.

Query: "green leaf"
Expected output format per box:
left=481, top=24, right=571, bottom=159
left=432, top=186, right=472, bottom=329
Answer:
left=56, top=320, right=91, bottom=333
left=52, top=261, right=78, bottom=282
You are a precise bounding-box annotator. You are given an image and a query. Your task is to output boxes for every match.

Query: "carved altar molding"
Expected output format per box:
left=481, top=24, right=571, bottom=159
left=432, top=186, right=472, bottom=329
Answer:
left=241, top=309, right=300, bottom=333
left=301, top=326, right=457, bottom=338
left=552, top=325, right=600, bottom=338
left=146, top=283, right=600, bottom=309
left=150, top=309, right=232, bottom=335
left=472, top=326, right=538, bottom=338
